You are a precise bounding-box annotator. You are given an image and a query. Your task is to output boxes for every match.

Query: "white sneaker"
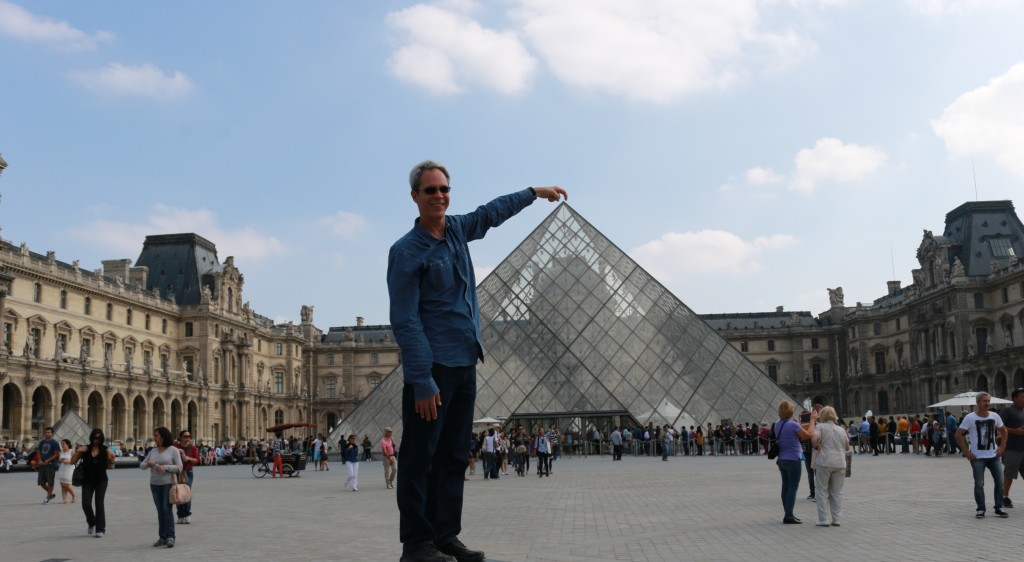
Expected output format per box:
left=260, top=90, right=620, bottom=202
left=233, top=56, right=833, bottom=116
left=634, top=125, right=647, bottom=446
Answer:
left=177, top=517, right=184, bottom=524
left=95, top=532, right=104, bottom=538
left=352, top=487, right=358, bottom=492
left=88, top=526, right=95, bottom=535
left=184, top=516, right=191, bottom=524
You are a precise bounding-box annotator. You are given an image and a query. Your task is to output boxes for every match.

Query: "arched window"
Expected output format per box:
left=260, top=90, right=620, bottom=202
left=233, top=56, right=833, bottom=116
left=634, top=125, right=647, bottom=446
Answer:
left=274, top=410, right=284, bottom=425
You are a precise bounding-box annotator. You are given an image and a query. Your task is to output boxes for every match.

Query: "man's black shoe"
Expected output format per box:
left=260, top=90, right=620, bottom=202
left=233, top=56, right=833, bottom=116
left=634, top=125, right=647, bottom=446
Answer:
left=437, top=538, right=485, bottom=562
left=400, top=545, right=456, bottom=562
left=1002, top=497, right=1014, bottom=508
left=783, top=516, right=802, bottom=524
left=994, top=508, right=1009, bottom=518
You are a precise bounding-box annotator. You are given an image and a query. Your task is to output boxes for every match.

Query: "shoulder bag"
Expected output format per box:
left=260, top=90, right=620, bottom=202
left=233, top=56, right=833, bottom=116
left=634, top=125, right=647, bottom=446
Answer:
left=767, top=420, right=780, bottom=460
left=169, top=468, right=192, bottom=505
left=71, top=460, right=85, bottom=487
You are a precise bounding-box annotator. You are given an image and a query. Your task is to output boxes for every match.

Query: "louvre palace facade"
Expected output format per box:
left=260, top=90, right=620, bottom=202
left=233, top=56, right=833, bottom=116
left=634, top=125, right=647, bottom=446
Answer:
left=6, top=198, right=1023, bottom=447
left=705, top=200, right=1024, bottom=417
left=0, top=229, right=397, bottom=447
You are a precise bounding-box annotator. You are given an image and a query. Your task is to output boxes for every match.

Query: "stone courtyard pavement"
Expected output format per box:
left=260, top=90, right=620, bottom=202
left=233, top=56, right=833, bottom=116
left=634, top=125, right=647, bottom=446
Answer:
left=1, top=452, right=1021, bottom=562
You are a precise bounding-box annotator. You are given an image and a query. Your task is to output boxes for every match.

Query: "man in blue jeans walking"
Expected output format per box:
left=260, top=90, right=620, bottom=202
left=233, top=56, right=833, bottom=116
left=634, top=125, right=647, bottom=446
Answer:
left=954, top=392, right=1009, bottom=518
left=388, top=160, right=566, bottom=562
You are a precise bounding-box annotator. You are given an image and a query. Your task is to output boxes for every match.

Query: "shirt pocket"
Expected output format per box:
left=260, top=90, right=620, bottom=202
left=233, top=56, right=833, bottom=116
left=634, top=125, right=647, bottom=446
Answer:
left=426, top=257, right=455, bottom=292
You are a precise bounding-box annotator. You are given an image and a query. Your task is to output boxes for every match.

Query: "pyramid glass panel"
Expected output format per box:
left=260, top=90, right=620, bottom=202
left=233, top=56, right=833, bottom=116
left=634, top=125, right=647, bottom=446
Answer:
left=335, top=204, right=796, bottom=442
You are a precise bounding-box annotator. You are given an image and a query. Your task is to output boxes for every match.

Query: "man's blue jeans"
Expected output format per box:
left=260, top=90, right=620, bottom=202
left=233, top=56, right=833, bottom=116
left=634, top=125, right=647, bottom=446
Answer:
left=900, top=431, right=909, bottom=453
left=149, top=483, right=175, bottom=541
left=777, top=459, right=802, bottom=518
left=971, top=456, right=1005, bottom=512
left=175, top=471, right=194, bottom=518
left=397, top=364, right=475, bottom=552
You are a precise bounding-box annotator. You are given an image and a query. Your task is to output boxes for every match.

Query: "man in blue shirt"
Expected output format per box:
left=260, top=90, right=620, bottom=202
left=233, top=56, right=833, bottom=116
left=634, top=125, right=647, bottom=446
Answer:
left=388, top=160, right=566, bottom=562
left=946, top=411, right=960, bottom=455
left=37, top=426, right=60, bottom=504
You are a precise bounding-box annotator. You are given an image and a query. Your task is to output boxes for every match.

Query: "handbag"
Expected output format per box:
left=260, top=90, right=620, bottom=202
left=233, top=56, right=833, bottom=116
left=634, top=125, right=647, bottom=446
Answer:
left=71, top=461, right=85, bottom=487
left=767, top=421, right=779, bottom=460
left=169, top=469, right=192, bottom=505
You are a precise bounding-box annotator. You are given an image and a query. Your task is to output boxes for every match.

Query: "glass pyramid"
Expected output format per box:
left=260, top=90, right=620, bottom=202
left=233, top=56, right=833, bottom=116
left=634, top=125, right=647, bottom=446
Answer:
left=331, top=204, right=796, bottom=444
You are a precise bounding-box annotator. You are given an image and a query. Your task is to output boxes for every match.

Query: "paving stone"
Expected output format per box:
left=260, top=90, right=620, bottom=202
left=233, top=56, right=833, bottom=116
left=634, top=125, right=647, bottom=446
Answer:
left=0, top=453, right=1020, bottom=561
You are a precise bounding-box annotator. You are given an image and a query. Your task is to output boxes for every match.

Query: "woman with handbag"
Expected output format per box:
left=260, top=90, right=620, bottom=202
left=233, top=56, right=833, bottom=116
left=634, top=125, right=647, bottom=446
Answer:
left=140, top=426, right=182, bottom=548
left=774, top=401, right=815, bottom=524
left=72, top=429, right=115, bottom=537
left=57, top=439, right=77, bottom=504
left=811, top=406, right=850, bottom=527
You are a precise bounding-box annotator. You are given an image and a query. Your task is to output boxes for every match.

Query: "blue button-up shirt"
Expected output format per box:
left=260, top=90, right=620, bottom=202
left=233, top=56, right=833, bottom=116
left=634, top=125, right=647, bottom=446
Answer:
left=388, top=188, right=536, bottom=400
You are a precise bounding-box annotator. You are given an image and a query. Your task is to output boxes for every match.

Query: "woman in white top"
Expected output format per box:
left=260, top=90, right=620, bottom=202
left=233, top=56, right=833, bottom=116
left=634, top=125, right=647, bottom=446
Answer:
left=57, top=439, right=77, bottom=504
left=811, top=406, right=851, bottom=526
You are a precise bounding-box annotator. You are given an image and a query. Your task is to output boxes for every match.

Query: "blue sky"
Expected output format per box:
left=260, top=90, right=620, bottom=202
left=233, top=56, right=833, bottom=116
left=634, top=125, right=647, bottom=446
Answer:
left=2, top=0, right=1024, bottom=328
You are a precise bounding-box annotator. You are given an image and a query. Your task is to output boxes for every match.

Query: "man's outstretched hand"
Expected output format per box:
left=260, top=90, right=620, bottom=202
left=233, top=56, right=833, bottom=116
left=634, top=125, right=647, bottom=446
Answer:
left=415, top=393, right=442, bottom=421
left=534, top=187, right=568, bottom=202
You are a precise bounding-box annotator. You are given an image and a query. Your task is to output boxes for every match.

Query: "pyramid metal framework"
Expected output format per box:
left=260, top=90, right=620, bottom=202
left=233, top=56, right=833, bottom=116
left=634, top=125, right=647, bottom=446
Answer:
left=331, top=204, right=796, bottom=444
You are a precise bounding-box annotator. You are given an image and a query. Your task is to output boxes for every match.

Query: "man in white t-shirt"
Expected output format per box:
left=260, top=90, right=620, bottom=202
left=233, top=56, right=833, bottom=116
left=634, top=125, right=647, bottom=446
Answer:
left=955, top=392, right=1009, bottom=518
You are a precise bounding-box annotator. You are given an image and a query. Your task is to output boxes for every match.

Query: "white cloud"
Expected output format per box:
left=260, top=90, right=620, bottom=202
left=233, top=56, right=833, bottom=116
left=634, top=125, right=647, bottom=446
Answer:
left=790, top=137, right=887, bottom=192
left=905, top=0, right=1015, bottom=17
left=474, top=265, right=495, bottom=281
left=69, top=63, right=195, bottom=101
left=723, top=138, right=885, bottom=197
left=932, top=61, right=1024, bottom=181
left=319, top=211, right=368, bottom=238
left=745, top=166, right=784, bottom=185
left=511, top=0, right=816, bottom=103
left=631, top=229, right=797, bottom=281
left=386, top=3, right=537, bottom=95
left=70, top=205, right=287, bottom=263
left=385, top=1, right=833, bottom=101
left=0, top=0, right=113, bottom=51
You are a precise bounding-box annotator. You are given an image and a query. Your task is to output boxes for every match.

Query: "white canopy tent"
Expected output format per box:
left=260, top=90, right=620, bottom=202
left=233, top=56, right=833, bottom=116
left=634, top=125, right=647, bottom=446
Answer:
left=928, top=391, right=1011, bottom=409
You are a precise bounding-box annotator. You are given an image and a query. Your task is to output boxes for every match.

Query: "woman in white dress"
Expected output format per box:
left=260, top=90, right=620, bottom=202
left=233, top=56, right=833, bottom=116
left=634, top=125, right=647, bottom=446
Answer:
left=57, top=439, right=77, bottom=504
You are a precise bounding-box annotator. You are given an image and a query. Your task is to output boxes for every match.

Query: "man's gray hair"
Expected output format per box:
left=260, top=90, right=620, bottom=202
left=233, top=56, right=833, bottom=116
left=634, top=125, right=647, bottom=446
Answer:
left=409, top=160, right=450, bottom=191
left=976, top=391, right=991, bottom=403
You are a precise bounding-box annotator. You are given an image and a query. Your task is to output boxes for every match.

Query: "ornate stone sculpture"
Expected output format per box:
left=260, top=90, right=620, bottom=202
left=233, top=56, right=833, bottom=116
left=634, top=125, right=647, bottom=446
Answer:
left=161, top=355, right=170, bottom=378
left=55, top=338, right=65, bottom=361
left=124, top=347, right=133, bottom=374
left=967, top=340, right=976, bottom=357
left=300, top=305, right=314, bottom=324
left=144, top=354, right=153, bottom=376
left=827, top=287, right=844, bottom=307
left=22, top=337, right=34, bottom=358
left=951, top=257, right=965, bottom=277
left=79, top=343, right=89, bottom=364
left=104, top=345, right=113, bottom=369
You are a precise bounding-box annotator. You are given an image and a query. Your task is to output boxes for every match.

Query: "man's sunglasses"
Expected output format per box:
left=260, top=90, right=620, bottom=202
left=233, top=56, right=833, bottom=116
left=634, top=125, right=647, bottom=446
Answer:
left=418, top=185, right=451, bottom=195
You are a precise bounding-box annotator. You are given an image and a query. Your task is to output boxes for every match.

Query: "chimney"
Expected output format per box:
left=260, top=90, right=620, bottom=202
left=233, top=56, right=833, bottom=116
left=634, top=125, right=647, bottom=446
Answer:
left=356, top=316, right=365, bottom=327
left=887, top=280, right=901, bottom=296
left=129, top=266, right=149, bottom=288
left=101, top=259, right=131, bottom=281
left=776, top=306, right=784, bottom=313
